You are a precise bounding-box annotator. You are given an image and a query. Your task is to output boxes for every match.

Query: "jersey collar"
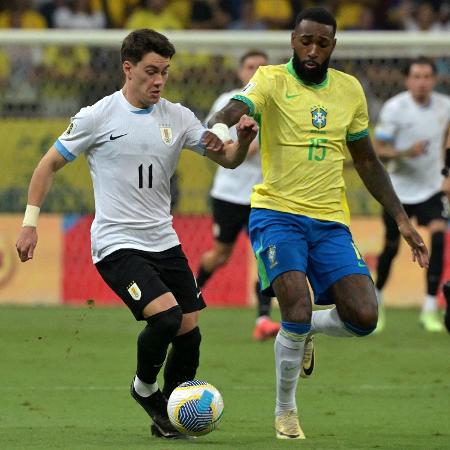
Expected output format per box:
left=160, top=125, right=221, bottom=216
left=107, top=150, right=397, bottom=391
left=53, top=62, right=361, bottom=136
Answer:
left=286, top=58, right=329, bottom=90
left=119, top=89, right=154, bottom=114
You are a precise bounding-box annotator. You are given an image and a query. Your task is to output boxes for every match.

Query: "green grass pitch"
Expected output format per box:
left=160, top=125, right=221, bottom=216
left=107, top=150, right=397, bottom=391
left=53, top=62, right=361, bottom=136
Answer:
left=0, top=305, right=448, bottom=450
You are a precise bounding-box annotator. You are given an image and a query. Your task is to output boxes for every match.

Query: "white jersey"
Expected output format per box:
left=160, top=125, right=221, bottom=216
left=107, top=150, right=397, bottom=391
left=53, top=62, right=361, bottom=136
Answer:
left=375, top=91, right=450, bottom=204
left=208, top=89, right=262, bottom=205
left=55, top=90, right=207, bottom=263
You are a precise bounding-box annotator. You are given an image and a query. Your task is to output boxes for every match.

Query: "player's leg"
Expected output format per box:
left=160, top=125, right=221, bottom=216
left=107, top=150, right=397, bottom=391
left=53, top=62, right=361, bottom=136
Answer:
left=253, top=279, right=280, bottom=340
left=442, top=280, right=450, bottom=333
left=249, top=208, right=311, bottom=439
left=196, top=198, right=246, bottom=288
left=308, top=221, right=376, bottom=338
left=95, top=248, right=186, bottom=439
left=157, top=245, right=206, bottom=400
left=419, top=194, right=447, bottom=331
left=374, top=208, right=401, bottom=332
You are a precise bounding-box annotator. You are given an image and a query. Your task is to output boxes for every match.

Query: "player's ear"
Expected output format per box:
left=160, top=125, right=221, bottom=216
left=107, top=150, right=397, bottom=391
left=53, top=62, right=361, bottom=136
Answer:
left=291, top=31, right=297, bottom=49
left=123, top=60, right=132, bottom=78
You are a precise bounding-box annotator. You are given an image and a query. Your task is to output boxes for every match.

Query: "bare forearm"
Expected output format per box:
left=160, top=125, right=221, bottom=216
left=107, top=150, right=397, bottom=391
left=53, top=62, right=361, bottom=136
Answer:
left=207, top=99, right=249, bottom=128
left=27, top=163, right=57, bottom=207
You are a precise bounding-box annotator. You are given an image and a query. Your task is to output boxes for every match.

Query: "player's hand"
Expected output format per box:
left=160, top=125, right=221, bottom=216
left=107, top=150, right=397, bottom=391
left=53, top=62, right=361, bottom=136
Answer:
left=236, top=115, right=258, bottom=145
left=397, top=220, right=429, bottom=268
left=202, top=130, right=226, bottom=152
left=16, top=227, right=38, bottom=262
left=405, top=140, right=428, bottom=158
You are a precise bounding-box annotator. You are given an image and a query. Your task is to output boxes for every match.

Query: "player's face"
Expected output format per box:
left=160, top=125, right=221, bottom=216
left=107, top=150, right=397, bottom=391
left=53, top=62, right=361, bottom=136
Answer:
left=291, top=19, right=336, bottom=83
left=238, top=55, right=268, bottom=85
left=123, top=52, right=170, bottom=108
left=405, top=63, right=436, bottom=102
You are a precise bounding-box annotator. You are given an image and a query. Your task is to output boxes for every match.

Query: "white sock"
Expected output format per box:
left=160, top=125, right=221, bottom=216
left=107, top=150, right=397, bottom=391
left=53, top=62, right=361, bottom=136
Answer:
left=422, top=294, right=438, bottom=313
left=274, top=332, right=305, bottom=415
left=133, top=376, right=158, bottom=398
left=311, top=308, right=354, bottom=337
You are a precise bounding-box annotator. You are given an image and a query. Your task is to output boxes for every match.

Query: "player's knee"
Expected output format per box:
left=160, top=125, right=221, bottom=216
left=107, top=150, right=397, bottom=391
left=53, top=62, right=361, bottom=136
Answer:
left=344, top=304, right=378, bottom=337
left=145, top=305, right=183, bottom=340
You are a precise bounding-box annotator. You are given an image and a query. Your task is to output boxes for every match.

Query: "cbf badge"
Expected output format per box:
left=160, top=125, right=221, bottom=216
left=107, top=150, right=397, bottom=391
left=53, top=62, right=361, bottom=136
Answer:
left=268, top=245, right=278, bottom=269
left=160, top=124, right=173, bottom=145
left=127, top=281, right=142, bottom=301
left=311, top=105, right=327, bottom=129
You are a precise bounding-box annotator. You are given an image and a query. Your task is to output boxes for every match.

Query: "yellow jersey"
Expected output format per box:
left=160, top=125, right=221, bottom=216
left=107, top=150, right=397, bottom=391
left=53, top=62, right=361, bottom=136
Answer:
left=233, top=59, right=369, bottom=226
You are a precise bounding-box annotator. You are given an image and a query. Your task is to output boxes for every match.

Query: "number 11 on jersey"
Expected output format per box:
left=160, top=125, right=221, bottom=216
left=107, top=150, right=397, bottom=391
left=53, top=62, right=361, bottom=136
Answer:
left=138, top=164, right=153, bottom=188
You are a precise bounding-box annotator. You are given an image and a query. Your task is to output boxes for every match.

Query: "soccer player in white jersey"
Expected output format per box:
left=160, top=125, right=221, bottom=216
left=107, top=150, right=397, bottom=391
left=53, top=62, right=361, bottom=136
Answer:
left=374, top=56, right=450, bottom=333
left=15, top=29, right=257, bottom=440
left=196, top=50, right=281, bottom=341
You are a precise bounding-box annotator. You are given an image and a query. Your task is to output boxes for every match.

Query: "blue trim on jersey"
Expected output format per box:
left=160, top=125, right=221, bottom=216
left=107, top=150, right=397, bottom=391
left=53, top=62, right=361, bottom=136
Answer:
left=346, top=128, right=369, bottom=142
left=54, top=139, right=76, bottom=161
left=374, top=131, right=394, bottom=142
left=131, top=106, right=154, bottom=114
left=281, top=321, right=311, bottom=335
left=343, top=321, right=375, bottom=336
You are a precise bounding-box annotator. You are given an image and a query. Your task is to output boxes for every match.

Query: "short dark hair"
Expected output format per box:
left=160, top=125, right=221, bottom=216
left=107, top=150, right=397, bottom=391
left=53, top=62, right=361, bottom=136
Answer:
left=403, top=56, right=437, bottom=76
left=295, top=7, right=337, bottom=36
left=239, top=50, right=268, bottom=66
left=121, top=29, right=176, bottom=64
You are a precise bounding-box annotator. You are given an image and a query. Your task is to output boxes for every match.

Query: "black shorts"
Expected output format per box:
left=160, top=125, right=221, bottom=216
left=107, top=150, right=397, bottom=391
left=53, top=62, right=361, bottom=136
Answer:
left=95, top=245, right=206, bottom=320
left=383, top=192, right=447, bottom=241
left=212, top=197, right=251, bottom=244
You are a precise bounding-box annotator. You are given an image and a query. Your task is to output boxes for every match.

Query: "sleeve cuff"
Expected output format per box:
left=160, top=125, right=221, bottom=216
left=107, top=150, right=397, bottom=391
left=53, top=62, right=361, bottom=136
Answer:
left=346, top=128, right=369, bottom=142
left=231, top=95, right=255, bottom=116
left=54, top=140, right=76, bottom=161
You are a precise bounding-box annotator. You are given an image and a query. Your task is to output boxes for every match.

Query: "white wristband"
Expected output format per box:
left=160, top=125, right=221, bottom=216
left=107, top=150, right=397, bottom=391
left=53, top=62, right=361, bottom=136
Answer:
left=210, top=123, right=232, bottom=142
left=22, top=204, right=40, bottom=227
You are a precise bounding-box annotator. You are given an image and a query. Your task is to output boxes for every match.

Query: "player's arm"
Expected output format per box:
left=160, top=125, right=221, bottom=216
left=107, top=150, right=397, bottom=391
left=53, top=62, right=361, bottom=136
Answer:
left=16, top=147, right=68, bottom=262
left=348, top=136, right=429, bottom=268
left=373, top=138, right=427, bottom=161
left=205, top=115, right=258, bottom=168
left=208, top=99, right=250, bottom=129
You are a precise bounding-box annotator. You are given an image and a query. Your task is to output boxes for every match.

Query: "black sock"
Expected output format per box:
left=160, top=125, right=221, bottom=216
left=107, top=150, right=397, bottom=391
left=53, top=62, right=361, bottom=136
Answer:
left=196, top=266, right=212, bottom=288
left=375, top=242, right=399, bottom=291
left=256, top=281, right=271, bottom=317
left=427, top=231, right=444, bottom=296
left=136, top=306, right=182, bottom=384
left=163, top=327, right=201, bottom=398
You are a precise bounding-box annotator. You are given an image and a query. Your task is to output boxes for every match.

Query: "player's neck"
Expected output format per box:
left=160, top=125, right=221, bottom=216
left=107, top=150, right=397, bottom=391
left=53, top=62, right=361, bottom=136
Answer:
left=410, top=92, right=432, bottom=107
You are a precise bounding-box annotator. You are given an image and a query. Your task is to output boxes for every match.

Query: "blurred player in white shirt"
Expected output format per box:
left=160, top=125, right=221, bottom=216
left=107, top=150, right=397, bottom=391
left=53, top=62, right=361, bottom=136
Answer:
left=374, top=56, right=450, bottom=333
left=195, top=50, right=280, bottom=341
left=16, top=28, right=257, bottom=440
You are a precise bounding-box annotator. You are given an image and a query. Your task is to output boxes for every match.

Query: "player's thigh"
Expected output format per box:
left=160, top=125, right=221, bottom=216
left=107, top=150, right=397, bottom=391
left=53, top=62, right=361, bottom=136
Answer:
left=212, top=197, right=250, bottom=244
left=307, top=221, right=372, bottom=305
left=157, top=245, right=206, bottom=314
left=95, top=249, right=175, bottom=321
left=327, top=274, right=378, bottom=327
left=248, top=208, right=308, bottom=297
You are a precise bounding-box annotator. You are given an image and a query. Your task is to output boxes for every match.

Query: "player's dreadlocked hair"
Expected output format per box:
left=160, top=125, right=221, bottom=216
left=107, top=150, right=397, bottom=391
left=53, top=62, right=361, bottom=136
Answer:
left=121, top=28, right=176, bottom=64
left=294, top=7, right=337, bottom=36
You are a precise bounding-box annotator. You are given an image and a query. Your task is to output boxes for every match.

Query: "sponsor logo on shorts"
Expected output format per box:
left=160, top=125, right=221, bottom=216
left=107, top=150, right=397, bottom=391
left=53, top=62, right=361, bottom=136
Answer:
left=127, top=281, right=141, bottom=301
left=268, top=244, right=278, bottom=269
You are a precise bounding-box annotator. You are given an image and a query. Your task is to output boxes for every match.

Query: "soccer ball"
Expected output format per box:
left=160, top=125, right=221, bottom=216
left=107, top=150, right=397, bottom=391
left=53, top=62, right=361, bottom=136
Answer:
left=167, top=380, right=224, bottom=436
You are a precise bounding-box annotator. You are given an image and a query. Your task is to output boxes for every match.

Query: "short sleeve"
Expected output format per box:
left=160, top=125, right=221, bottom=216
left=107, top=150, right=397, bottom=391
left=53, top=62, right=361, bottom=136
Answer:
left=55, top=107, right=95, bottom=161
left=346, top=81, right=369, bottom=142
left=182, top=108, right=208, bottom=155
left=232, top=66, right=271, bottom=117
left=374, top=101, right=398, bottom=143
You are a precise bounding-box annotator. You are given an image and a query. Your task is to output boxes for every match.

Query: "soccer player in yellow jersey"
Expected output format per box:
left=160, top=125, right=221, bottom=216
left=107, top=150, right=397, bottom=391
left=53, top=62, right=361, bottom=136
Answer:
left=208, top=7, right=430, bottom=440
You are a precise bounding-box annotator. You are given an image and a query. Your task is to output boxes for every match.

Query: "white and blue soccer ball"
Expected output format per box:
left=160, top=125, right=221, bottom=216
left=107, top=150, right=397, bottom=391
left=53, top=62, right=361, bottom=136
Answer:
left=167, top=380, right=224, bottom=436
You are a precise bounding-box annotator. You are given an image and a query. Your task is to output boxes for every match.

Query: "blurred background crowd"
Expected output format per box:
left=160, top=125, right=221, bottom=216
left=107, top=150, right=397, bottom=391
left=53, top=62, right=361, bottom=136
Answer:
left=0, top=0, right=448, bottom=32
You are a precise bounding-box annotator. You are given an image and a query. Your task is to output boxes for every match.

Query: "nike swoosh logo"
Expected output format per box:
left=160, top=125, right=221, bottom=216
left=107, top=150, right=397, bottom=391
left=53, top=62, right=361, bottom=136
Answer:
left=286, top=93, right=301, bottom=99
left=358, top=261, right=366, bottom=268
left=110, top=133, right=128, bottom=141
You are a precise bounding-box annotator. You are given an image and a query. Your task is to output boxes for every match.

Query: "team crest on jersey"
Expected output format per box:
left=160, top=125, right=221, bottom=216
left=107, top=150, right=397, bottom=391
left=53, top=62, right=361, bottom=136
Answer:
left=311, top=105, right=327, bottom=129
left=267, top=245, right=278, bottom=269
left=127, top=281, right=141, bottom=301
left=159, top=124, right=173, bottom=145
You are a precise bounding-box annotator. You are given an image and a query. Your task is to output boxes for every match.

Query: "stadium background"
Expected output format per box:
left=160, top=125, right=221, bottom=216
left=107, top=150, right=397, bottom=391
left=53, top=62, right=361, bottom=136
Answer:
left=0, top=0, right=449, bottom=309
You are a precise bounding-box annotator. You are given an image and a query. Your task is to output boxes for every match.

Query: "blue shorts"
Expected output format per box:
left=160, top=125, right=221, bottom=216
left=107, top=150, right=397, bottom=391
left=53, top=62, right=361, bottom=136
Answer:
left=249, top=208, right=372, bottom=305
